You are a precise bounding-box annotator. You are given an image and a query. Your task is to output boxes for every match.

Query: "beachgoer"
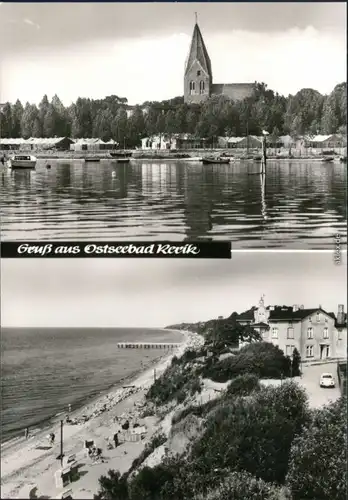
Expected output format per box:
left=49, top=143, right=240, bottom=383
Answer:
left=113, top=432, right=119, bottom=448
left=25, top=427, right=29, bottom=439
left=0, top=156, right=4, bottom=165
left=50, top=432, right=55, bottom=445
left=68, top=404, right=72, bottom=413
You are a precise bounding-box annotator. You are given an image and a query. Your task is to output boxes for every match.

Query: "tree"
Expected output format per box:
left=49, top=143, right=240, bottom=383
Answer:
left=291, top=348, right=301, bottom=377
left=38, top=94, right=50, bottom=135
left=0, top=103, right=13, bottom=137
left=112, top=108, right=128, bottom=146
left=21, top=102, right=39, bottom=138
left=11, top=100, right=24, bottom=138
left=286, top=397, right=347, bottom=500
left=94, top=470, right=129, bottom=500
left=43, top=104, right=58, bottom=137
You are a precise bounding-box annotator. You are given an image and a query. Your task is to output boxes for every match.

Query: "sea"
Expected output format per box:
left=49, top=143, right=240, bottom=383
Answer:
left=0, top=159, right=346, bottom=248
left=0, top=327, right=183, bottom=444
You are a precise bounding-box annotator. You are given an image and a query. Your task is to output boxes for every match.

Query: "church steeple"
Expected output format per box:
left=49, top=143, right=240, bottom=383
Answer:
left=185, top=21, right=212, bottom=78
left=184, top=19, right=212, bottom=104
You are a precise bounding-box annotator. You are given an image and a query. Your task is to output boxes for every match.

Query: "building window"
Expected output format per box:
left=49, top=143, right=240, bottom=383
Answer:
left=338, top=330, right=343, bottom=340
left=308, top=317, right=312, bottom=323
left=307, top=327, right=313, bottom=339
left=271, top=328, right=278, bottom=339
left=199, top=81, right=205, bottom=94
left=197, top=70, right=201, bottom=76
left=262, top=330, right=269, bottom=339
left=325, top=317, right=328, bottom=323
left=189, top=81, right=195, bottom=95
left=316, top=313, right=320, bottom=322
left=306, top=345, right=314, bottom=358
left=323, top=327, right=329, bottom=339
left=286, top=345, right=295, bottom=357
left=287, top=327, right=294, bottom=339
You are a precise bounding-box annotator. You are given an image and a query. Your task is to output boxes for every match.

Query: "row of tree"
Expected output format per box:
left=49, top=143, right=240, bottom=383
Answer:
left=0, top=82, right=346, bottom=146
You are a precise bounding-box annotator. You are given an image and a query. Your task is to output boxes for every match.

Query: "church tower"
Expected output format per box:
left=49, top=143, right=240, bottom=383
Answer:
left=184, top=19, right=212, bottom=104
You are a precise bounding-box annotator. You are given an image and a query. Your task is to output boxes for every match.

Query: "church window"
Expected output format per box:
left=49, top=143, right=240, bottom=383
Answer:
left=189, top=81, right=195, bottom=95
left=197, top=70, right=201, bottom=76
left=199, top=81, right=205, bottom=94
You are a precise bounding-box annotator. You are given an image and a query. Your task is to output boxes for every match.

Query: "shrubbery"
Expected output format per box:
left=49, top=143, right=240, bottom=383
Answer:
left=190, top=381, right=309, bottom=484
left=225, top=373, right=261, bottom=397
left=146, top=363, right=202, bottom=405
left=286, top=396, right=347, bottom=500
left=202, top=342, right=291, bottom=382
left=197, top=471, right=288, bottom=500
left=128, top=433, right=167, bottom=474
left=171, top=399, right=218, bottom=426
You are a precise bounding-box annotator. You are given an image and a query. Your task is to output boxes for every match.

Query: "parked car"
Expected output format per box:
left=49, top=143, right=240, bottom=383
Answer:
left=320, top=373, right=336, bottom=388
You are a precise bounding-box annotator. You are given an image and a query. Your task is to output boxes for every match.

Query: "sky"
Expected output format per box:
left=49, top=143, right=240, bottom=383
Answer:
left=1, top=252, right=346, bottom=328
left=0, top=2, right=346, bottom=106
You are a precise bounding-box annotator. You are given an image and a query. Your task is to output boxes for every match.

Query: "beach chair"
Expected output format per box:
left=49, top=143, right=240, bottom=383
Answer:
left=55, top=489, right=73, bottom=499
left=54, top=467, right=71, bottom=489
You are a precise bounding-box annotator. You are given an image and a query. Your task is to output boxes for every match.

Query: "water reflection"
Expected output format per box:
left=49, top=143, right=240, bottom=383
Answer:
left=0, top=160, right=346, bottom=248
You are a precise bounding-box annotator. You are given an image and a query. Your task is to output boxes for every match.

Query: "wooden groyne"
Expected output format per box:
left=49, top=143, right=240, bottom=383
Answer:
left=116, top=342, right=181, bottom=349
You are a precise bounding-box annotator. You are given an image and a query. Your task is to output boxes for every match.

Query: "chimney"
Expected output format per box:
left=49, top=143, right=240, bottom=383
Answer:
left=293, top=304, right=299, bottom=312
left=337, top=304, right=345, bottom=325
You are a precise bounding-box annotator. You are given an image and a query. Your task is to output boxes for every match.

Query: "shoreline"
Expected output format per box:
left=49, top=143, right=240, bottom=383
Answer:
left=0, top=330, right=197, bottom=499
left=0, top=351, right=167, bottom=448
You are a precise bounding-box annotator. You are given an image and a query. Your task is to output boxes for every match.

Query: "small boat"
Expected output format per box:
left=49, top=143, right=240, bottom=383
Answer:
left=85, top=157, right=101, bottom=162
left=339, top=156, right=347, bottom=163
left=110, top=151, right=133, bottom=158
left=8, top=154, right=37, bottom=169
left=202, top=156, right=230, bottom=165
left=116, top=157, right=130, bottom=164
left=321, top=156, right=334, bottom=163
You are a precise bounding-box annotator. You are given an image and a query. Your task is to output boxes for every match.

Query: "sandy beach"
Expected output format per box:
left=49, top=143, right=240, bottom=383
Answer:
left=0, top=330, right=200, bottom=499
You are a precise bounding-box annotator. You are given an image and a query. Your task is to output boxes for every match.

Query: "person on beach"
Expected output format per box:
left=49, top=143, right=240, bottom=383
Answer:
left=49, top=432, right=55, bottom=446
left=113, top=432, right=119, bottom=448
left=25, top=427, right=29, bottom=439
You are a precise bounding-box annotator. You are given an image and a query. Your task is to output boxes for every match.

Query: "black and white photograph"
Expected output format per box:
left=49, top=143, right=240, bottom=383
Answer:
left=0, top=2, right=346, bottom=248
left=0, top=2, right=347, bottom=500
left=0, top=252, right=347, bottom=499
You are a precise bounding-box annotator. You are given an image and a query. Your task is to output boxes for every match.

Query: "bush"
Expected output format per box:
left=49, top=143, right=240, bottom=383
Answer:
left=191, top=381, right=309, bottom=484
left=286, top=397, right=347, bottom=500
left=146, top=364, right=200, bottom=405
left=291, top=348, right=301, bottom=377
left=202, top=342, right=291, bottom=382
left=198, top=471, right=287, bottom=500
left=225, top=373, right=260, bottom=397
left=94, top=470, right=129, bottom=500
left=129, top=433, right=167, bottom=474
left=171, top=399, right=219, bottom=426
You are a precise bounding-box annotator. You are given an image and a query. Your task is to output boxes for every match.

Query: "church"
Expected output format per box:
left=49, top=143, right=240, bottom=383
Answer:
left=184, top=21, right=254, bottom=105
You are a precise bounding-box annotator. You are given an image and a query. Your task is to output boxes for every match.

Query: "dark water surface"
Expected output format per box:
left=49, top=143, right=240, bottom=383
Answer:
left=0, top=160, right=346, bottom=248
left=0, top=327, right=183, bottom=443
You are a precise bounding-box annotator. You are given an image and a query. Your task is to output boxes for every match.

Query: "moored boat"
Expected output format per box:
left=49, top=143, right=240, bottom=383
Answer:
left=339, top=156, right=347, bottom=163
left=116, top=158, right=130, bottom=164
left=321, top=156, right=334, bottom=163
left=202, top=156, right=230, bottom=165
left=85, top=157, right=101, bottom=162
left=8, top=154, right=37, bottom=169
left=110, top=151, right=133, bottom=158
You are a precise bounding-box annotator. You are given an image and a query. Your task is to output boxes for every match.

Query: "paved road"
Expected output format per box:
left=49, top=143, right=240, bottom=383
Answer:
left=297, top=362, right=341, bottom=408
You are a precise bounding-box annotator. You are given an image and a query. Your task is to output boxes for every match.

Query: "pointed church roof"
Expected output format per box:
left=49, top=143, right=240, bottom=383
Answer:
left=185, top=23, right=212, bottom=77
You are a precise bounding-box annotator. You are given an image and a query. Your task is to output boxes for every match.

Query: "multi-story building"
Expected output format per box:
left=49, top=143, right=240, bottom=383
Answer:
left=237, top=296, right=347, bottom=362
